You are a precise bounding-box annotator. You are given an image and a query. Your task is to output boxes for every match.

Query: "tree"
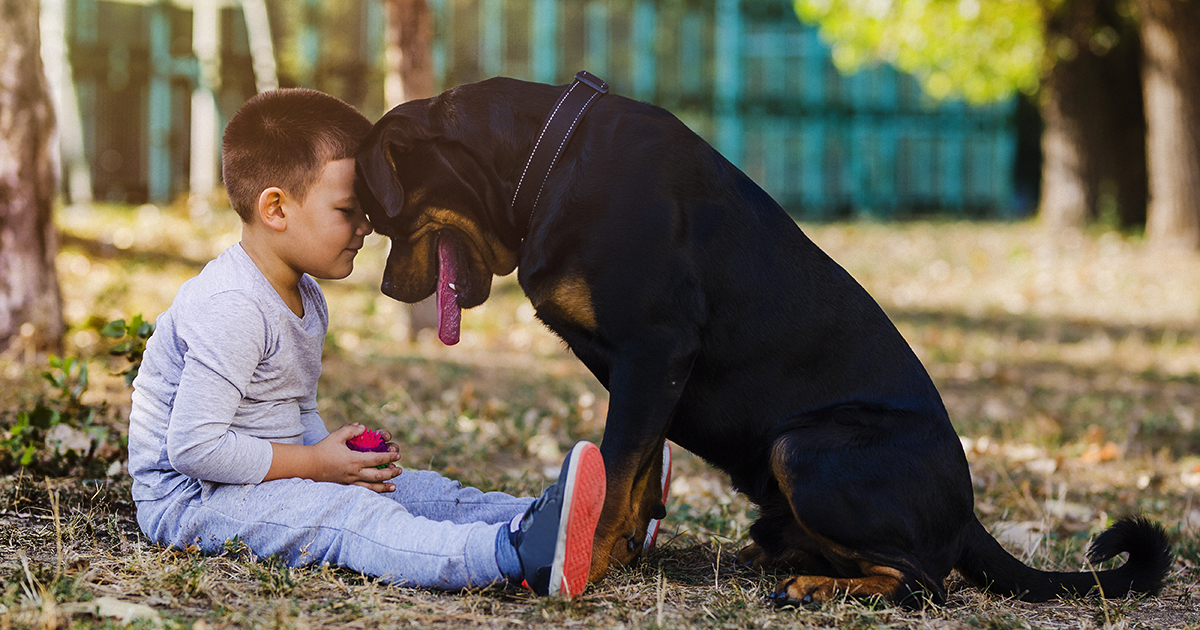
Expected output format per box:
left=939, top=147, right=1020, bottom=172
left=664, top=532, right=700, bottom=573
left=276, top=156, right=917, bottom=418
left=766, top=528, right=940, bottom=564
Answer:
left=794, top=0, right=1043, bottom=103
left=384, top=0, right=438, bottom=340
left=1137, top=0, right=1200, bottom=249
left=385, top=0, right=434, bottom=106
left=795, top=0, right=1199, bottom=246
left=1039, top=0, right=1145, bottom=228
left=0, top=0, right=64, bottom=352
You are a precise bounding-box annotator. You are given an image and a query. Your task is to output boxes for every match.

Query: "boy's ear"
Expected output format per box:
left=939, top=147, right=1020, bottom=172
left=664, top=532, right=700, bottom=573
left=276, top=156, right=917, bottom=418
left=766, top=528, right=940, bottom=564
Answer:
left=256, top=187, right=288, bottom=232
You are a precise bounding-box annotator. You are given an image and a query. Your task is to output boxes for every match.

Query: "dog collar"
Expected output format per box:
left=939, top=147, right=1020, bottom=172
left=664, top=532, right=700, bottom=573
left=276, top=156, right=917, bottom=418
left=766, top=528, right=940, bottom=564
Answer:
left=510, top=70, right=609, bottom=232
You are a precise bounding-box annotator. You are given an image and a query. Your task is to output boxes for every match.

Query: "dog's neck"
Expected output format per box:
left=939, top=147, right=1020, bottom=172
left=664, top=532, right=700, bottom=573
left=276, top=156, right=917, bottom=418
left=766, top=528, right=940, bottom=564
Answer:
left=504, top=73, right=609, bottom=235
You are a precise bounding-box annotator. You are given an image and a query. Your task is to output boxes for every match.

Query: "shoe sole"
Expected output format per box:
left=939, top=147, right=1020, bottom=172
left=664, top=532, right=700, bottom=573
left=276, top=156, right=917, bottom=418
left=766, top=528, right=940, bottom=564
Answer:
left=548, top=441, right=606, bottom=598
left=643, top=441, right=672, bottom=553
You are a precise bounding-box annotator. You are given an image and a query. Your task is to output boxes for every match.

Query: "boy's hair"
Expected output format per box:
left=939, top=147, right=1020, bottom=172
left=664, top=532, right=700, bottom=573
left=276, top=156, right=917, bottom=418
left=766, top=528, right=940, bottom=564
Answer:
left=221, top=88, right=372, bottom=222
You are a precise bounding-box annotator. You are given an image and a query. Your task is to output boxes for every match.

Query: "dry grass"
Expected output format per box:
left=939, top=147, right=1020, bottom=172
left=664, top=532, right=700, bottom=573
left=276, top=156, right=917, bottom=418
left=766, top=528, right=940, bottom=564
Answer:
left=2, top=203, right=1199, bottom=628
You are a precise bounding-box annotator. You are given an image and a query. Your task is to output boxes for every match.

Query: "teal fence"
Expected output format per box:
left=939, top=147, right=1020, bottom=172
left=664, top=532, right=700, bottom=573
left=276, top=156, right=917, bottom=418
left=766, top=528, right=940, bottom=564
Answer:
left=64, top=0, right=385, bottom=203
left=429, top=0, right=1018, bottom=219
left=64, top=0, right=1017, bottom=218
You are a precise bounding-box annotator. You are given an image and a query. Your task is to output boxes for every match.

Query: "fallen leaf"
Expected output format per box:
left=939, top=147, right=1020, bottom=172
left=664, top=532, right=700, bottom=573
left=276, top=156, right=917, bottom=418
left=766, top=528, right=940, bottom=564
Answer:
left=1079, top=441, right=1120, bottom=464
left=61, top=596, right=162, bottom=628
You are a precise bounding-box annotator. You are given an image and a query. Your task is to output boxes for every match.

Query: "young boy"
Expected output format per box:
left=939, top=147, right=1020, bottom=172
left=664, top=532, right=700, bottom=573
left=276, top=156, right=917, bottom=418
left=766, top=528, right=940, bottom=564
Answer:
left=127, top=88, right=606, bottom=597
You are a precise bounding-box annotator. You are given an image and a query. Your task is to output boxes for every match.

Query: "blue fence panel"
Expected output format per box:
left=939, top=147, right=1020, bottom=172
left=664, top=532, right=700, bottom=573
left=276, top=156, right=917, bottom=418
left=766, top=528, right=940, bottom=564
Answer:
left=427, top=0, right=1016, bottom=218
left=64, top=0, right=1016, bottom=216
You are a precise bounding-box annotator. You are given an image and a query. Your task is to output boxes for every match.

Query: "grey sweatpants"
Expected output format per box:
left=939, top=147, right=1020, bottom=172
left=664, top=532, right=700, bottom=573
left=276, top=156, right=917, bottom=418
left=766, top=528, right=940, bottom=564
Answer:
left=135, top=469, right=534, bottom=590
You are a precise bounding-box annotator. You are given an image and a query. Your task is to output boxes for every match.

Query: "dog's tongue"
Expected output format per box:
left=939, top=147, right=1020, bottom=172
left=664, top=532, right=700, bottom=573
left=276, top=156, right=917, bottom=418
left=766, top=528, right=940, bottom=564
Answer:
left=437, top=236, right=461, bottom=345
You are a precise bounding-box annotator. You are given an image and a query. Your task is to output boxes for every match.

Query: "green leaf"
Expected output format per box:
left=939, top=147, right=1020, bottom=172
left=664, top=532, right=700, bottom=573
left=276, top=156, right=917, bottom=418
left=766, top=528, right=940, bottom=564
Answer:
left=19, top=444, right=36, bottom=466
left=79, top=362, right=89, bottom=389
left=29, top=405, right=59, bottom=430
left=99, top=319, right=127, bottom=338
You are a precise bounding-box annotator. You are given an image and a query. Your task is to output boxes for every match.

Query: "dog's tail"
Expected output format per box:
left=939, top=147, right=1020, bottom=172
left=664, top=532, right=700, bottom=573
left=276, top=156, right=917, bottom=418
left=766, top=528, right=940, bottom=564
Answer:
left=956, top=516, right=1171, bottom=602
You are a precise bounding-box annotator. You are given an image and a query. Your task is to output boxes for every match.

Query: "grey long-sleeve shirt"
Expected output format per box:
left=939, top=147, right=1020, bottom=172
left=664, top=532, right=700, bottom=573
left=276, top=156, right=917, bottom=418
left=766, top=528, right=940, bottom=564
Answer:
left=128, top=243, right=330, bottom=502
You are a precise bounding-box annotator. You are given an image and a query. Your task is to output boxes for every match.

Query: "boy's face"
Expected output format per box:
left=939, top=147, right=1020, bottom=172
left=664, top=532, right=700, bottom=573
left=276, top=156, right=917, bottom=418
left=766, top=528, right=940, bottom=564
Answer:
left=284, top=158, right=372, bottom=280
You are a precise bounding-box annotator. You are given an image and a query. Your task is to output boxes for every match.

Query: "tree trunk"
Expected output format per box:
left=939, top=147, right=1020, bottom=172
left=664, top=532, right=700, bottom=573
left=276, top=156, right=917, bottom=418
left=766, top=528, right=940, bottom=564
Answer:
left=1138, top=0, right=1200, bottom=249
left=1039, top=0, right=1147, bottom=229
left=0, top=0, right=64, bottom=353
left=385, top=0, right=439, bottom=341
left=385, top=0, right=434, bottom=106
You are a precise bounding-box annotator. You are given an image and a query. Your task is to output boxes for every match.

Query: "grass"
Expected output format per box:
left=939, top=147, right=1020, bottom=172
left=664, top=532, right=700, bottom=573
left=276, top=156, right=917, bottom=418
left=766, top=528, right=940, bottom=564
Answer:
left=2, top=202, right=1200, bottom=628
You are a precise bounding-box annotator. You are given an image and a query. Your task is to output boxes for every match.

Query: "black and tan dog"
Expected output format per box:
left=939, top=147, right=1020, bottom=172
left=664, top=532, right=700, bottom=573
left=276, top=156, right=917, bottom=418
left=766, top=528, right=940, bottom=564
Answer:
left=355, top=76, right=1171, bottom=605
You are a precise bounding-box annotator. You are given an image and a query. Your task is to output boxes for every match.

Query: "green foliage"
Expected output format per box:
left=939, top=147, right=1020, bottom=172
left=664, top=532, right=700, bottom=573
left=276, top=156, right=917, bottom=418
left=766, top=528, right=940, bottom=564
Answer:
left=0, top=316, right=152, bottom=476
left=794, top=0, right=1045, bottom=102
left=100, top=314, right=155, bottom=386
left=42, top=354, right=88, bottom=403
left=5, top=405, right=60, bottom=469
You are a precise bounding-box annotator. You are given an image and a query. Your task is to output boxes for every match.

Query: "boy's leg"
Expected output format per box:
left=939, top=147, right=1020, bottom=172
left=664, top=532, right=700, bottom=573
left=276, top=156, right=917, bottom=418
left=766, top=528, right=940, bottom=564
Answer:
left=140, top=475, right=514, bottom=590
left=137, top=442, right=606, bottom=597
left=386, top=469, right=533, bottom=525
left=508, top=441, right=606, bottom=598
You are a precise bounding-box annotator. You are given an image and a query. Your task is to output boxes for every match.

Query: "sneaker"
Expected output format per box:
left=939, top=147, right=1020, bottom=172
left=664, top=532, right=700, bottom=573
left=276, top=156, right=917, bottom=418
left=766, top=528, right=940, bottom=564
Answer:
left=511, top=441, right=606, bottom=598
left=643, top=441, right=672, bottom=553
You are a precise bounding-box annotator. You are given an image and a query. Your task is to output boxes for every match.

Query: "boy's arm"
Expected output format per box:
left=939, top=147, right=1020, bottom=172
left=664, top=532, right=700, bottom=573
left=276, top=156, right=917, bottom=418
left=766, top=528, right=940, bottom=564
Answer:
left=167, top=292, right=398, bottom=489
left=265, top=423, right=399, bottom=491
left=165, top=293, right=275, bottom=484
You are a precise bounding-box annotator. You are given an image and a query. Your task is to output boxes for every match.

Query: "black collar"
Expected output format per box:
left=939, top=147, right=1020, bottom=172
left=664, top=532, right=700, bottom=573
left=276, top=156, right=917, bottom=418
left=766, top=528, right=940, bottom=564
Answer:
left=510, top=71, right=609, bottom=232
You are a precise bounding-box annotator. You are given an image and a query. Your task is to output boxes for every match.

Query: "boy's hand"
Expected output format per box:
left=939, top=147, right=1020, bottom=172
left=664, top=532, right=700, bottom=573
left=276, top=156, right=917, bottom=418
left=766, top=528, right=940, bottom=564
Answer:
left=323, top=424, right=403, bottom=491
left=266, top=423, right=401, bottom=492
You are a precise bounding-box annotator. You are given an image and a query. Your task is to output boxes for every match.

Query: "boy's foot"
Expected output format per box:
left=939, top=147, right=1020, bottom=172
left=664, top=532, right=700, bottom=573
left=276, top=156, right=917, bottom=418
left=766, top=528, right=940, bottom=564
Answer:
left=643, top=441, right=672, bottom=553
left=512, top=441, right=606, bottom=598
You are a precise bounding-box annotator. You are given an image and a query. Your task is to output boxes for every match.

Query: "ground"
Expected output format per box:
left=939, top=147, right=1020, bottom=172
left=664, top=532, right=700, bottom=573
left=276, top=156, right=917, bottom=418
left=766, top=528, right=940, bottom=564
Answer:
left=1, top=203, right=1198, bottom=628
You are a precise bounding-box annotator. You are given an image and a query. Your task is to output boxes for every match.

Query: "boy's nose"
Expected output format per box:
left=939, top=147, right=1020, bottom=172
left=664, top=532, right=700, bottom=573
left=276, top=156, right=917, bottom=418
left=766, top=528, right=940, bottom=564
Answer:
left=358, top=213, right=373, bottom=236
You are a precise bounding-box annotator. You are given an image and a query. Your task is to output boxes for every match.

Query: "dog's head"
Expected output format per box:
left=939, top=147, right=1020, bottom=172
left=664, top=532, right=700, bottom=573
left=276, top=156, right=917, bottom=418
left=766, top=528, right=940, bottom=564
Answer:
left=355, top=92, right=520, bottom=342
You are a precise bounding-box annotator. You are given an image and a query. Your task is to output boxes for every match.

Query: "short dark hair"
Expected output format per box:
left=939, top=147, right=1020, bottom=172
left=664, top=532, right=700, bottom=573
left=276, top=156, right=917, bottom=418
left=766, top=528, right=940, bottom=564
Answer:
left=221, top=88, right=372, bottom=222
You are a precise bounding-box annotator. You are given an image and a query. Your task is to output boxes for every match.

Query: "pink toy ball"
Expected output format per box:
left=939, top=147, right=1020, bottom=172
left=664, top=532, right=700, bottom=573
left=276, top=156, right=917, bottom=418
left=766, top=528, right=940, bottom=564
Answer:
left=346, top=429, right=390, bottom=468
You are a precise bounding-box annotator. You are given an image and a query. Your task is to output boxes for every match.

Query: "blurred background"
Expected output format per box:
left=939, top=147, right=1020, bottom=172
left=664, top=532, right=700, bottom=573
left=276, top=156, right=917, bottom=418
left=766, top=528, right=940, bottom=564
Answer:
left=33, top=0, right=1037, bottom=220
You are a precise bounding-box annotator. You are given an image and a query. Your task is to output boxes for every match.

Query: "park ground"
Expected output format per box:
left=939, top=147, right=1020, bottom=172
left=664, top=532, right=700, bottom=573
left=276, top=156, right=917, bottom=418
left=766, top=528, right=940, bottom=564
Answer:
left=2, top=203, right=1199, bottom=628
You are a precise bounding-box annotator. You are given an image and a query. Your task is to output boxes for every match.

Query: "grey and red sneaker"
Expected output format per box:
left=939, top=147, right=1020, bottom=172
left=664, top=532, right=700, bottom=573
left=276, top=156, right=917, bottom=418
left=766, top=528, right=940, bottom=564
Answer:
left=511, top=441, right=607, bottom=598
left=643, top=441, right=672, bottom=553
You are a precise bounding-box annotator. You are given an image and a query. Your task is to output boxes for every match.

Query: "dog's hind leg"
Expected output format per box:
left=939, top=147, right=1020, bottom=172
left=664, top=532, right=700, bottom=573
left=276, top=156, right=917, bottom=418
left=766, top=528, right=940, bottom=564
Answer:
left=760, top=453, right=918, bottom=604
left=738, top=497, right=833, bottom=573
left=760, top=412, right=972, bottom=606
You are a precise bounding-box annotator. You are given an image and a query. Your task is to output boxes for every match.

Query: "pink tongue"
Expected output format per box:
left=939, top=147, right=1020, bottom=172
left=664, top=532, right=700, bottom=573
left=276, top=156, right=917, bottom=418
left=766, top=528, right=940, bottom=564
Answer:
left=437, top=237, right=461, bottom=345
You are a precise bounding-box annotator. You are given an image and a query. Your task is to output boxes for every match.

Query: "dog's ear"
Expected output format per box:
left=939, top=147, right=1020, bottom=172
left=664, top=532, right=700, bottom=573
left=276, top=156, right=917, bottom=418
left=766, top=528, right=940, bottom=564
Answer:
left=356, top=125, right=411, bottom=219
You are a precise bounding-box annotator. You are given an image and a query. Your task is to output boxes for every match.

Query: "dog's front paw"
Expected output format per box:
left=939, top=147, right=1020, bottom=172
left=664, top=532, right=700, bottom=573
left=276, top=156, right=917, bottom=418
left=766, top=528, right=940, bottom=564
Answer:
left=768, top=576, right=836, bottom=606
left=608, top=530, right=643, bottom=567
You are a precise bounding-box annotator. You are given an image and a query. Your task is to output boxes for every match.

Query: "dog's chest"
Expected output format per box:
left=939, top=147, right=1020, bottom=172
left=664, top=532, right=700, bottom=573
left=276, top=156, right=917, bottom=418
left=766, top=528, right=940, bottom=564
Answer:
left=527, top=274, right=598, bottom=332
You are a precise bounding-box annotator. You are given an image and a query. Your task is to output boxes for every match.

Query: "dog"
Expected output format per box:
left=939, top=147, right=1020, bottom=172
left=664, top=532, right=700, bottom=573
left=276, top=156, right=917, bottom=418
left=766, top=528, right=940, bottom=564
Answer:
left=355, top=75, right=1171, bottom=605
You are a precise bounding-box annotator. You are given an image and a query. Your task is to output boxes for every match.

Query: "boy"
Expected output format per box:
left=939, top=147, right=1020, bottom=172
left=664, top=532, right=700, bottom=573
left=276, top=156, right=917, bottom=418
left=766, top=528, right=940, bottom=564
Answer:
left=127, top=88, right=606, bottom=597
